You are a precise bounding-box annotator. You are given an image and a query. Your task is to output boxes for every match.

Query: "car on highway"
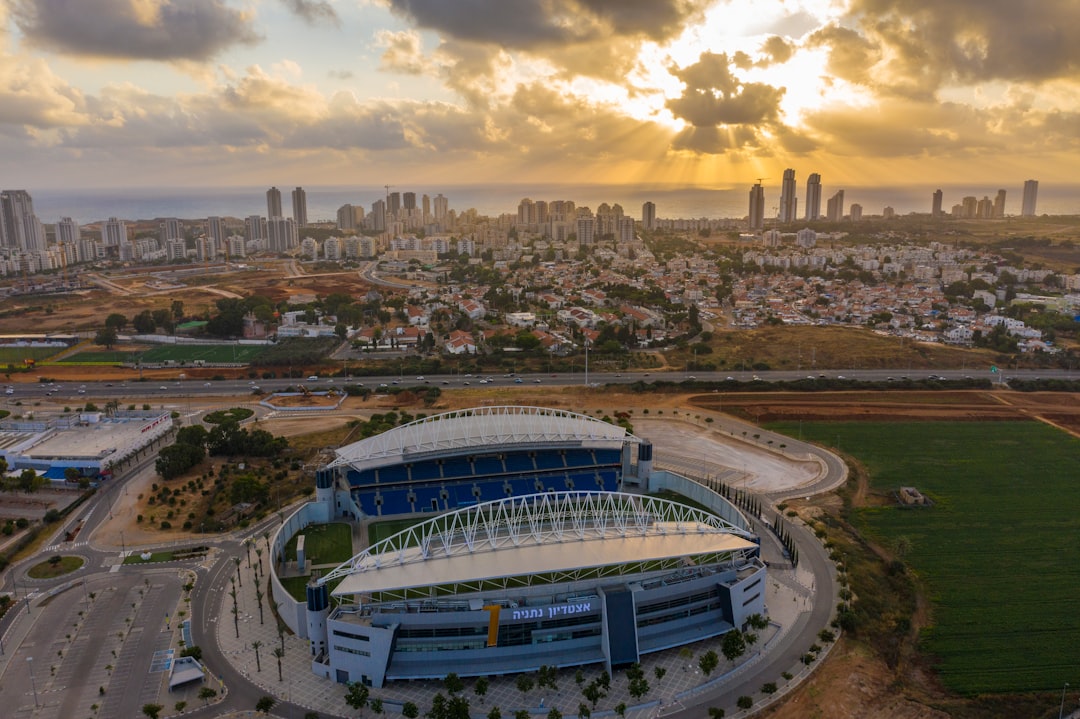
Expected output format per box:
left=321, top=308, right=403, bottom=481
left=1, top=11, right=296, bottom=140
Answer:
left=159, top=385, right=168, bottom=390
left=534, top=379, right=542, bottom=383
left=514, top=378, right=523, bottom=383
left=204, top=382, right=212, bottom=386
left=307, top=375, right=319, bottom=381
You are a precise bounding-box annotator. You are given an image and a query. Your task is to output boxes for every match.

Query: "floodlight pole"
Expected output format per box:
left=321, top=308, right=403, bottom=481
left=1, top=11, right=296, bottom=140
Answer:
left=1060, top=682, right=1069, bottom=719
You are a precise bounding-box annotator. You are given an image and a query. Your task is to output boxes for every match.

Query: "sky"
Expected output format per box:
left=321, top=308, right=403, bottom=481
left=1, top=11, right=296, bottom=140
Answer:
left=2, top=0, right=1080, bottom=191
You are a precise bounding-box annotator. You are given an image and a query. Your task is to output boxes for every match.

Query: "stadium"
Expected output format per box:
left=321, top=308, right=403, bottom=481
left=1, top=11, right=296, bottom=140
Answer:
left=271, top=406, right=766, bottom=688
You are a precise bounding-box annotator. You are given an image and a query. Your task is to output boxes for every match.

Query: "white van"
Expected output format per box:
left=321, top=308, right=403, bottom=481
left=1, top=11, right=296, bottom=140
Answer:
left=307, top=375, right=319, bottom=381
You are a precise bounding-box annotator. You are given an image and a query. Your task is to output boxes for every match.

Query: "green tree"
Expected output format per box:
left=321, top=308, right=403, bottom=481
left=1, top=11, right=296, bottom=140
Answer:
left=487, top=708, right=502, bottom=719
left=344, top=681, right=369, bottom=715
left=474, top=676, right=489, bottom=704
left=198, top=687, right=217, bottom=705
left=251, top=640, right=263, bottom=672
left=174, top=700, right=187, bottom=713
left=721, top=630, right=746, bottom=662
left=95, top=325, right=119, bottom=349
left=370, top=698, right=384, bottom=716
left=256, top=696, right=276, bottom=714
left=273, top=647, right=285, bottom=681
left=142, top=704, right=164, bottom=719
left=105, top=313, right=128, bottom=330
left=516, top=674, right=534, bottom=697
left=444, top=672, right=464, bottom=695
left=402, top=702, right=419, bottom=718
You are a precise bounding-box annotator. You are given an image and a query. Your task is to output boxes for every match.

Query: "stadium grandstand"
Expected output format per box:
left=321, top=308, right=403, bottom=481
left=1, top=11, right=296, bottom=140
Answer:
left=272, top=406, right=765, bottom=688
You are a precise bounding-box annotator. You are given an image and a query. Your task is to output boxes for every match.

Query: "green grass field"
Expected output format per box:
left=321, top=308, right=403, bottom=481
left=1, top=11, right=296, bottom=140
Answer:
left=0, top=346, right=64, bottom=364
left=770, top=420, right=1080, bottom=695
left=283, top=522, right=354, bottom=565
left=62, top=344, right=266, bottom=364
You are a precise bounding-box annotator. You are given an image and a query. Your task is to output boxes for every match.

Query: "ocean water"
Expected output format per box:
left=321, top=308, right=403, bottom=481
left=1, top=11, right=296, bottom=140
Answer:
left=28, top=183, right=1080, bottom=225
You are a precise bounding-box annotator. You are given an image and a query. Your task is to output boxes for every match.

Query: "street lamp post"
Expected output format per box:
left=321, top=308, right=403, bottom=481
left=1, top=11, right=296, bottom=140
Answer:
left=1060, top=682, right=1069, bottom=719
left=27, top=656, right=39, bottom=703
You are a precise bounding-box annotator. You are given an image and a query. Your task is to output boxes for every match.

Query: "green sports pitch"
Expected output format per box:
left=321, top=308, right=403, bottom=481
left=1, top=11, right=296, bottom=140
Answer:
left=770, top=419, right=1080, bottom=695
left=62, top=344, right=266, bottom=364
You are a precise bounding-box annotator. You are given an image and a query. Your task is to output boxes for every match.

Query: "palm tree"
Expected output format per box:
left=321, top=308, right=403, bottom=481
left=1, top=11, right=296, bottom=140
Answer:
left=234, top=556, right=242, bottom=586
left=273, top=647, right=285, bottom=681
left=252, top=640, right=263, bottom=672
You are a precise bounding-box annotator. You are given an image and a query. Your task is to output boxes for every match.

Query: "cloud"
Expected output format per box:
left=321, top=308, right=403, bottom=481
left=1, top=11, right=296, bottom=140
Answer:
left=666, top=52, right=785, bottom=132
left=375, top=29, right=433, bottom=75
left=279, top=0, right=340, bottom=27
left=9, top=0, right=260, bottom=61
left=817, top=0, right=1080, bottom=98
left=385, top=0, right=710, bottom=81
left=0, top=52, right=86, bottom=129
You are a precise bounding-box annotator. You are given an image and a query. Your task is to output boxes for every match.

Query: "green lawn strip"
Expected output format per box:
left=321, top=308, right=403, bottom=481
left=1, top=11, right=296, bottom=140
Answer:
left=27, top=555, right=84, bottom=578
left=282, top=522, right=354, bottom=564
left=59, top=350, right=137, bottom=363
left=769, top=419, right=1080, bottom=695
left=140, top=345, right=266, bottom=363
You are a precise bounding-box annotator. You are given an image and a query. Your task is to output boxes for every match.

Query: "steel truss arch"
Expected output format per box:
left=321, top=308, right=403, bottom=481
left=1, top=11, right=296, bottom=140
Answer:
left=328, top=405, right=640, bottom=470
left=320, top=491, right=753, bottom=587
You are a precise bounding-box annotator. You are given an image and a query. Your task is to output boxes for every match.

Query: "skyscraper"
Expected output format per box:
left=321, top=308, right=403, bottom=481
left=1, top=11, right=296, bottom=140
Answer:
left=102, top=217, right=127, bottom=247
left=779, top=168, right=797, bottom=223
left=826, top=190, right=845, bottom=222
left=805, top=173, right=822, bottom=220
left=387, top=192, right=401, bottom=219
left=267, top=187, right=283, bottom=218
left=0, top=189, right=44, bottom=251
left=932, top=189, right=943, bottom=217
left=292, top=187, right=308, bottom=227
left=337, top=204, right=356, bottom=231
left=160, top=217, right=183, bottom=242
left=433, top=194, right=448, bottom=223
left=422, top=194, right=431, bottom=221
left=403, top=192, right=416, bottom=211
left=1021, top=180, right=1038, bottom=216
left=642, top=201, right=656, bottom=230
left=206, top=216, right=228, bottom=244
left=246, top=215, right=267, bottom=243
left=56, top=217, right=80, bottom=245
left=994, top=189, right=1007, bottom=218
left=748, top=183, right=765, bottom=230
left=268, top=216, right=298, bottom=252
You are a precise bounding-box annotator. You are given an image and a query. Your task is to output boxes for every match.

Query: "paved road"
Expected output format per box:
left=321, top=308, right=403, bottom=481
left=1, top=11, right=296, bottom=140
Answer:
left=7, top=365, right=1062, bottom=402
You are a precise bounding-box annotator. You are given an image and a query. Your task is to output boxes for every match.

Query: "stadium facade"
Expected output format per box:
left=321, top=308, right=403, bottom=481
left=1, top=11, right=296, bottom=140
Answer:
left=278, top=406, right=766, bottom=688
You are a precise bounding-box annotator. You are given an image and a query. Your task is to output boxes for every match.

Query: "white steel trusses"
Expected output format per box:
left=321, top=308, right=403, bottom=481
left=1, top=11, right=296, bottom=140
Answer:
left=321, top=491, right=755, bottom=591
left=328, top=406, right=640, bottom=471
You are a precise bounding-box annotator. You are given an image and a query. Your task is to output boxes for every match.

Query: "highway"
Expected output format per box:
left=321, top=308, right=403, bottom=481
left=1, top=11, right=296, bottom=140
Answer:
left=6, top=366, right=1066, bottom=402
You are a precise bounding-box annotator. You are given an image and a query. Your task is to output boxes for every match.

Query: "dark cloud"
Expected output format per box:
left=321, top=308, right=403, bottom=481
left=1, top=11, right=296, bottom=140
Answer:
left=831, top=0, right=1080, bottom=95
left=10, top=0, right=260, bottom=61
left=280, top=0, right=340, bottom=27
left=806, top=25, right=881, bottom=88
left=666, top=52, right=785, bottom=128
left=387, top=0, right=707, bottom=48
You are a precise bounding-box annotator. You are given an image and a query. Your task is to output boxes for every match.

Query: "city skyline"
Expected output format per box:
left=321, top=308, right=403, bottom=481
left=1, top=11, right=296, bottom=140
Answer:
left=1, top=1, right=1079, bottom=190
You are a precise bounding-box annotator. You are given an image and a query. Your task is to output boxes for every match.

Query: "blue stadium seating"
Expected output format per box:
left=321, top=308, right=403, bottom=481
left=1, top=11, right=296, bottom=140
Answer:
left=409, top=462, right=442, bottom=481
left=412, top=486, right=443, bottom=512
left=441, top=459, right=473, bottom=480
left=472, top=457, right=505, bottom=476
left=534, top=453, right=565, bottom=470
left=354, top=491, right=379, bottom=517
left=379, top=489, right=412, bottom=516
left=377, top=465, right=410, bottom=484
left=503, top=454, right=536, bottom=473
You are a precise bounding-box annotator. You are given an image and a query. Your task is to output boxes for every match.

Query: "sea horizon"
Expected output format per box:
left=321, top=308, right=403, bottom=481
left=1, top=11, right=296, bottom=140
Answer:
left=26, top=182, right=1080, bottom=226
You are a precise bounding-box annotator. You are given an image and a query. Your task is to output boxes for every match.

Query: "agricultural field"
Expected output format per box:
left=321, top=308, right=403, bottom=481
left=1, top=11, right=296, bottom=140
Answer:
left=61, top=343, right=266, bottom=364
left=771, top=420, right=1080, bottom=695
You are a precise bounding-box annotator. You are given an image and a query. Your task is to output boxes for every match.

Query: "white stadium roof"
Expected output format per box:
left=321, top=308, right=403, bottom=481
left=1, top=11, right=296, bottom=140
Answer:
left=329, top=406, right=641, bottom=472
left=324, top=492, right=756, bottom=599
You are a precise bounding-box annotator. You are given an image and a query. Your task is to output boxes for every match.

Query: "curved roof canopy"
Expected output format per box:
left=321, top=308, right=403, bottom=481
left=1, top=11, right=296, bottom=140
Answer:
left=329, top=406, right=640, bottom=472
left=323, top=491, right=756, bottom=599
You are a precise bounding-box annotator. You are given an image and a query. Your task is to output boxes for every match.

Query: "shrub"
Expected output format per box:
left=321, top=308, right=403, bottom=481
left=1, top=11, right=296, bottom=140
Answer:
left=736, top=696, right=753, bottom=709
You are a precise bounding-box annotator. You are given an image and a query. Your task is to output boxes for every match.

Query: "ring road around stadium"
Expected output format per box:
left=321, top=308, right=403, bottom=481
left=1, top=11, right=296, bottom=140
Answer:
left=269, top=406, right=767, bottom=688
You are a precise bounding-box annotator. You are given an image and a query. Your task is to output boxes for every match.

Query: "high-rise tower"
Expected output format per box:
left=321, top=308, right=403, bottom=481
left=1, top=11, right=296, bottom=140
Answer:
left=993, top=189, right=1007, bottom=218
left=292, top=187, right=308, bottom=227
left=826, top=190, right=845, bottom=222
left=804, top=173, right=821, bottom=220
left=779, top=168, right=797, bottom=223
left=642, top=201, right=656, bottom=231
left=932, top=189, right=943, bottom=217
left=1021, top=180, right=1038, bottom=216
left=748, top=183, right=765, bottom=230
left=267, top=187, right=283, bottom=218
